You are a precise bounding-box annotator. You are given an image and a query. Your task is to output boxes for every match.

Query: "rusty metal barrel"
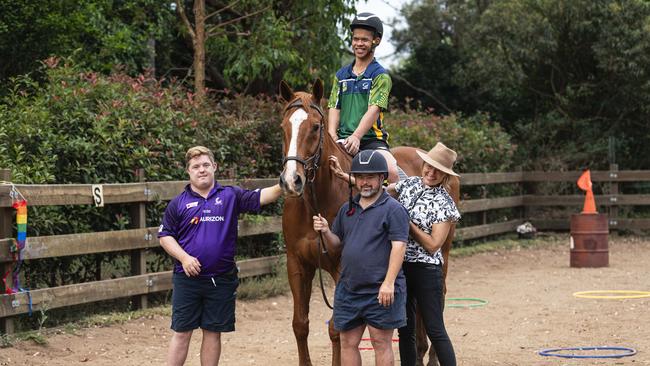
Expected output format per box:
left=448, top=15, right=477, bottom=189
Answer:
left=570, top=213, right=609, bottom=267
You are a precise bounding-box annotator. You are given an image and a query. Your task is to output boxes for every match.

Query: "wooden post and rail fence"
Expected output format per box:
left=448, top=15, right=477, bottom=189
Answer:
left=2, top=164, right=649, bottom=333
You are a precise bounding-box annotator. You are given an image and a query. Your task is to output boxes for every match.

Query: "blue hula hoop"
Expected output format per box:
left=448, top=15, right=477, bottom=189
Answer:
left=538, top=346, right=637, bottom=359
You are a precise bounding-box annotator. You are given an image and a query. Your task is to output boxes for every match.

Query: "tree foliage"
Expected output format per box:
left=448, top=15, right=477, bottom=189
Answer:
left=392, top=0, right=650, bottom=169
left=390, top=0, right=488, bottom=114
left=0, top=0, right=174, bottom=83
left=193, top=0, right=355, bottom=93
left=388, top=107, right=516, bottom=173
left=0, top=0, right=355, bottom=95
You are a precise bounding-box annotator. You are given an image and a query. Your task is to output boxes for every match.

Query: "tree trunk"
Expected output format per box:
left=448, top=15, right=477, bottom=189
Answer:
left=193, top=0, right=206, bottom=103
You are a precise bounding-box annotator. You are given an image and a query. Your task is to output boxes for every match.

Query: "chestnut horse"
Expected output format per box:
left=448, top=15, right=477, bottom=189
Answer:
left=278, top=80, right=460, bottom=366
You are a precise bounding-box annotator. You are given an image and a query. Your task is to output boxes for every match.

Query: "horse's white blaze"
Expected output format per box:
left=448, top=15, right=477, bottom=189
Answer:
left=284, top=108, right=308, bottom=191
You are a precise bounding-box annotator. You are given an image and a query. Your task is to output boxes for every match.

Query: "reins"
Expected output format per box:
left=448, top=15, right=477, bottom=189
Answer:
left=282, top=98, right=335, bottom=310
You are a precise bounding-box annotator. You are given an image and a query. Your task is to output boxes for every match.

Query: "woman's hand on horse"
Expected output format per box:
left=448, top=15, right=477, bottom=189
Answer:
left=312, top=214, right=330, bottom=233
left=329, top=156, right=345, bottom=178
left=378, top=281, right=395, bottom=307
left=343, top=135, right=360, bottom=155
left=181, top=255, right=202, bottom=277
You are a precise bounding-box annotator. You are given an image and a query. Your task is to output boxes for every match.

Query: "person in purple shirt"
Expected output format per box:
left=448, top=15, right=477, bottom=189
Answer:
left=158, top=145, right=282, bottom=366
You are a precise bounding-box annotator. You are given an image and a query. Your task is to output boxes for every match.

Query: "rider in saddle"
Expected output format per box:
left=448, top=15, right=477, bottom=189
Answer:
left=327, top=12, right=403, bottom=183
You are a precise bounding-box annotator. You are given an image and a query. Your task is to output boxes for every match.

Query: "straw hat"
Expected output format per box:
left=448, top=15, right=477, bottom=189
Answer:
left=415, top=142, right=460, bottom=177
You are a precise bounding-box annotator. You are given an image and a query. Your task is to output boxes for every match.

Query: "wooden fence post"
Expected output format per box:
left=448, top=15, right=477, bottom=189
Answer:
left=481, top=185, right=488, bottom=225
left=1, top=169, right=15, bottom=334
left=130, top=168, right=148, bottom=310
left=517, top=167, right=526, bottom=221
left=609, top=164, right=619, bottom=233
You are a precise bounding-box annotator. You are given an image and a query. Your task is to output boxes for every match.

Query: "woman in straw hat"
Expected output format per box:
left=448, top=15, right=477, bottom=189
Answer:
left=329, top=142, right=460, bottom=365
left=389, top=142, right=459, bottom=366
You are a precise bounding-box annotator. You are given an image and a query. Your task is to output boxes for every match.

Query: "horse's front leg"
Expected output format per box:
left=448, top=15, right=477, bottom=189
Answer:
left=326, top=269, right=341, bottom=366
left=287, top=252, right=316, bottom=366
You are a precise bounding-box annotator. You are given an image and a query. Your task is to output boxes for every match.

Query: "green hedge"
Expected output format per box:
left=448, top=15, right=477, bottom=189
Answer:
left=388, top=108, right=516, bottom=173
left=0, top=59, right=515, bottom=297
left=0, top=59, right=284, bottom=292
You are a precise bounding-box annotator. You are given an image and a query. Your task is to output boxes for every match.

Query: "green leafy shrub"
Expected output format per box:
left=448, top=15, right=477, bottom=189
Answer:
left=0, top=59, right=284, bottom=294
left=387, top=107, right=517, bottom=173
left=386, top=106, right=519, bottom=228
left=512, top=111, right=611, bottom=171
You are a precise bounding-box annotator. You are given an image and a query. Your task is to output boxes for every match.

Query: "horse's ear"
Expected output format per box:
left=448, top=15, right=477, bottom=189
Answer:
left=279, top=80, right=294, bottom=102
left=312, top=79, right=324, bottom=103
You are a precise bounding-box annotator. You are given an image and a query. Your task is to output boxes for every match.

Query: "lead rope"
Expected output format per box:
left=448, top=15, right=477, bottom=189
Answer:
left=307, top=182, right=335, bottom=310
left=308, top=162, right=355, bottom=310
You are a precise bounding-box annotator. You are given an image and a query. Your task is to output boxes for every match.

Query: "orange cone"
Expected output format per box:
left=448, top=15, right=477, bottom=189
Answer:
left=577, top=170, right=597, bottom=214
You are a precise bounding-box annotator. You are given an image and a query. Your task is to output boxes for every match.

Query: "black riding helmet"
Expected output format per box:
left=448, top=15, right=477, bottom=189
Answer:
left=350, top=12, right=383, bottom=39
left=350, top=150, right=388, bottom=179
left=345, top=150, right=387, bottom=216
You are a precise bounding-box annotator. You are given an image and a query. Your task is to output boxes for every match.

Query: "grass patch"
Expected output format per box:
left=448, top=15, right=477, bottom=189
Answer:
left=0, top=333, right=12, bottom=348
left=2, top=305, right=174, bottom=348
left=451, top=232, right=567, bottom=257
left=3, top=260, right=291, bottom=347
left=62, top=323, right=80, bottom=336
left=74, top=306, right=172, bottom=328
left=237, top=256, right=290, bottom=300
left=22, top=331, right=47, bottom=345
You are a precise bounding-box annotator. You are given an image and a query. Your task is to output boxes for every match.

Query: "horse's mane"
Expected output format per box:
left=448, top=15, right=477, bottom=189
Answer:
left=325, top=132, right=352, bottom=160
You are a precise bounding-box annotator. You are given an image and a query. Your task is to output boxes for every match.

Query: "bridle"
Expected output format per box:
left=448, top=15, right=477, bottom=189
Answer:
left=282, top=98, right=325, bottom=183
left=281, top=97, right=335, bottom=310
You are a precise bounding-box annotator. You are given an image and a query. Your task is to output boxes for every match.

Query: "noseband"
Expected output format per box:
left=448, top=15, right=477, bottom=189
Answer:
left=282, top=98, right=325, bottom=183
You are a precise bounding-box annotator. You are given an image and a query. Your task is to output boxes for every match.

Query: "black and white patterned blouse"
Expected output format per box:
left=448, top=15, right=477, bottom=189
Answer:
left=395, top=176, right=461, bottom=265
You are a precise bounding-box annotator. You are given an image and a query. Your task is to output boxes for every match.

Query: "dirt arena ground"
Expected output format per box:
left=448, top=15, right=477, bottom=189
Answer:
left=1, top=234, right=649, bottom=365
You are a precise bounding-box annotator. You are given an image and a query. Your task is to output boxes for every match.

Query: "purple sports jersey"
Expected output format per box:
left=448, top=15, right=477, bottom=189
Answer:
left=158, top=183, right=261, bottom=277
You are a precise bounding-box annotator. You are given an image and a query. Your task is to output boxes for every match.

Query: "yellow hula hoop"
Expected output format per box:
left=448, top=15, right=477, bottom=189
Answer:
left=573, top=290, right=650, bottom=299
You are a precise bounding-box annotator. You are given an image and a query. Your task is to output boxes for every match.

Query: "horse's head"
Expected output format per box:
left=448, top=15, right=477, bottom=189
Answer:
left=278, top=79, right=325, bottom=197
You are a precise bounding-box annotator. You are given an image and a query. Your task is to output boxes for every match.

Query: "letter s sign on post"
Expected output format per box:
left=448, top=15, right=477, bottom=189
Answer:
left=92, top=184, right=104, bottom=207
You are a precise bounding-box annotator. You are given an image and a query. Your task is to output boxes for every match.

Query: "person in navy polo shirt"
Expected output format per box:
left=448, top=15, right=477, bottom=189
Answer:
left=158, top=145, right=282, bottom=366
left=312, top=150, right=409, bottom=366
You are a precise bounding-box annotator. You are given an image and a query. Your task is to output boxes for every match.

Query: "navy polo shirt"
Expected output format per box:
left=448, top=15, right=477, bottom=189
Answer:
left=331, top=191, right=409, bottom=294
left=158, top=183, right=261, bottom=277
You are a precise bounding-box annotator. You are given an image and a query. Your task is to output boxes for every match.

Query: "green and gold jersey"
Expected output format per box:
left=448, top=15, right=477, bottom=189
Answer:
left=328, top=59, right=392, bottom=143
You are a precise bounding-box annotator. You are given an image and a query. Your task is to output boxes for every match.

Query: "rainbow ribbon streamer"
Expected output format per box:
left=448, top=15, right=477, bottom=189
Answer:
left=13, top=200, right=27, bottom=252
left=1, top=184, right=32, bottom=314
